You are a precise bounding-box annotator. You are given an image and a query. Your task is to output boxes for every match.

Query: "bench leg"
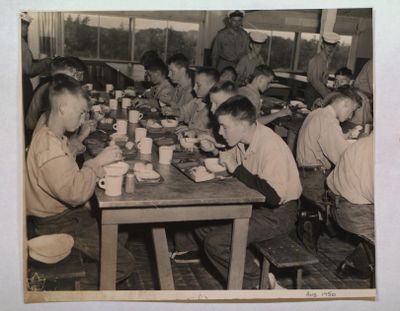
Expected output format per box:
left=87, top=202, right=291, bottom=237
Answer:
left=260, top=257, right=271, bottom=289
left=296, top=268, right=303, bottom=289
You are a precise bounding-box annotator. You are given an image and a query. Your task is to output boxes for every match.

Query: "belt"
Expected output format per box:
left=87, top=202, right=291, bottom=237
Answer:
left=298, top=165, right=326, bottom=172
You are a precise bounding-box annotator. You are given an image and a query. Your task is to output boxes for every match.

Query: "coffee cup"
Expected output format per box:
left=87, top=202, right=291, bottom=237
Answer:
left=98, top=175, right=123, bottom=196
left=109, top=99, right=118, bottom=110
left=106, top=84, right=114, bottom=93
left=113, top=119, right=128, bottom=135
left=115, top=90, right=125, bottom=99
left=122, top=98, right=131, bottom=109
left=129, top=110, right=143, bottom=124
left=159, top=145, right=174, bottom=165
left=137, top=137, right=153, bottom=154
left=135, top=127, right=147, bottom=143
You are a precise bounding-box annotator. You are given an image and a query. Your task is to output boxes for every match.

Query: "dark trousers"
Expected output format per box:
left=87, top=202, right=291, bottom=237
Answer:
left=31, top=207, right=135, bottom=287
left=299, top=169, right=327, bottom=203
left=200, top=201, right=297, bottom=289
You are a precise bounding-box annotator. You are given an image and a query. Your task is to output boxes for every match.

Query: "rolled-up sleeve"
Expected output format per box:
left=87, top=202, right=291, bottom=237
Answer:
left=307, top=57, right=330, bottom=98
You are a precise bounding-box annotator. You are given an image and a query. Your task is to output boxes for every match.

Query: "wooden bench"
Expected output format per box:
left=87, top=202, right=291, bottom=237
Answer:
left=254, top=236, right=319, bottom=289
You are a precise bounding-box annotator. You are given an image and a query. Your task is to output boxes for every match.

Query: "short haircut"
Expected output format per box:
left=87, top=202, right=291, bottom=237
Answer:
left=323, top=85, right=362, bottom=108
left=146, top=58, right=169, bottom=77
left=220, top=66, right=238, bottom=81
left=51, top=56, right=87, bottom=75
left=140, top=50, right=161, bottom=69
left=249, top=64, right=275, bottom=83
left=209, top=80, right=237, bottom=95
left=49, top=74, right=87, bottom=109
left=196, top=67, right=220, bottom=83
left=167, top=53, right=189, bottom=70
left=214, top=95, right=256, bottom=124
left=335, top=67, right=353, bottom=78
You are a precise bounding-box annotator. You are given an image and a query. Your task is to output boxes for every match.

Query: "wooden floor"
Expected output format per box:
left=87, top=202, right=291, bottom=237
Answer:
left=118, top=224, right=372, bottom=290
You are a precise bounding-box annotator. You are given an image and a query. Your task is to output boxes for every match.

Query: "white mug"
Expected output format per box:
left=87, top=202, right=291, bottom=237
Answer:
left=135, top=127, right=147, bottom=143
left=129, top=110, right=144, bottom=124
left=122, top=98, right=131, bottom=109
left=109, top=99, right=118, bottom=110
left=113, top=119, right=128, bottom=135
left=115, top=90, right=125, bottom=99
left=159, top=145, right=174, bottom=165
left=137, top=137, right=153, bottom=154
left=98, top=175, right=123, bottom=196
left=106, top=84, right=114, bottom=93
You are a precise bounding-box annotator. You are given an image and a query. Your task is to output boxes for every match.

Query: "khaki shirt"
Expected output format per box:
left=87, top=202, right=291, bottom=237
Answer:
left=236, top=53, right=264, bottom=86
left=296, top=105, right=350, bottom=169
left=239, top=84, right=262, bottom=116
left=307, top=52, right=331, bottom=98
left=25, top=82, right=49, bottom=130
left=354, top=60, right=373, bottom=96
left=180, top=98, right=210, bottom=131
left=170, top=78, right=193, bottom=110
left=222, top=122, right=302, bottom=204
left=212, top=27, right=250, bottom=67
left=146, top=78, right=175, bottom=105
left=327, top=135, right=374, bottom=204
left=25, top=125, right=104, bottom=217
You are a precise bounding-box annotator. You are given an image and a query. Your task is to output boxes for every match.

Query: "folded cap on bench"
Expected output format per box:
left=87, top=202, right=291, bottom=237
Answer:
left=28, top=234, right=74, bottom=264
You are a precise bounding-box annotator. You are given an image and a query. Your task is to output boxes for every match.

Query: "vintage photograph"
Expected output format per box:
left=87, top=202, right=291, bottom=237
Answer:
left=22, top=8, right=374, bottom=301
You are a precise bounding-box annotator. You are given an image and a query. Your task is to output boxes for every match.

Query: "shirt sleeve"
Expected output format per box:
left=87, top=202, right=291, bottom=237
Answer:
left=37, top=155, right=102, bottom=208
left=307, top=56, right=330, bottom=97
left=318, top=119, right=350, bottom=165
left=235, top=57, right=247, bottom=85
left=211, top=33, right=222, bottom=68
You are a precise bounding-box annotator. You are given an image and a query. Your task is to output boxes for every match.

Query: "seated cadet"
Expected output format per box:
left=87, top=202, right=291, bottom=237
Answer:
left=186, top=96, right=302, bottom=289
left=142, top=58, right=174, bottom=106
left=25, top=75, right=135, bottom=289
left=236, top=31, right=267, bottom=86
left=177, top=67, right=219, bottom=132
left=161, top=53, right=194, bottom=117
left=327, top=134, right=374, bottom=279
left=296, top=86, right=362, bottom=203
left=139, top=50, right=162, bottom=88
left=219, top=66, right=238, bottom=83
left=238, top=64, right=274, bottom=116
left=334, top=67, right=353, bottom=89
left=25, top=56, right=86, bottom=135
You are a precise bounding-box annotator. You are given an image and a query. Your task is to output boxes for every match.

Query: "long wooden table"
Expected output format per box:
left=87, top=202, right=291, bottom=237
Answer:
left=94, top=121, right=265, bottom=290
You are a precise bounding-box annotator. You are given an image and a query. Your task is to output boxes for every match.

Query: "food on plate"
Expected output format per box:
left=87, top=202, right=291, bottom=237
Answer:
left=147, top=119, right=162, bottom=129
left=100, top=117, right=113, bottom=124
left=190, top=165, right=215, bottom=182
left=204, top=158, right=226, bottom=173
left=161, top=119, right=178, bottom=128
left=125, top=141, right=135, bottom=150
left=134, top=162, right=160, bottom=179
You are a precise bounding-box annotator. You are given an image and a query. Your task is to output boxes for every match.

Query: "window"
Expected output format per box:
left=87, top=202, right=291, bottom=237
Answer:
left=64, top=13, right=98, bottom=58
left=99, top=16, right=130, bottom=60
left=330, top=35, right=352, bottom=71
left=244, top=29, right=295, bottom=70
left=63, top=13, right=199, bottom=64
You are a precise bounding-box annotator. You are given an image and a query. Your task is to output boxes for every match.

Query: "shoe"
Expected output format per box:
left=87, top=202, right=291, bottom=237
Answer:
left=335, top=260, right=371, bottom=279
left=171, top=250, right=201, bottom=264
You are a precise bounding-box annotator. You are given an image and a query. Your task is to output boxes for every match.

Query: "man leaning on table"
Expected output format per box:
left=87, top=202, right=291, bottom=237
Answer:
left=25, top=75, right=135, bottom=289
left=296, top=86, right=362, bottom=203
left=174, top=96, right=302, bottom=289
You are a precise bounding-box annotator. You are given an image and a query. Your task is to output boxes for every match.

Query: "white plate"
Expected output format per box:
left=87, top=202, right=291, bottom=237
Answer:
left=137, top=170, right=160, bottom=179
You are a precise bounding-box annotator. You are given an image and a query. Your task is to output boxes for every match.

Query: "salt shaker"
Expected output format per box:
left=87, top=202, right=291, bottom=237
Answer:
left=125, top=173, right=135, bottom=193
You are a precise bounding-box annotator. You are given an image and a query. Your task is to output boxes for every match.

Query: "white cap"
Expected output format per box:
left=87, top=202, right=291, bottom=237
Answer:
left=227, top=10, right=245, bottom=18
left=322, top=32, right=340, bottom=45
left=20, top=12, right=33, bottom=24
left=250, top=31, right=268, bottom=44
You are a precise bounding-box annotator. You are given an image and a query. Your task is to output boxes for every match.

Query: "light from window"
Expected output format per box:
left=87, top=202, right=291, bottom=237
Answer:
left=99, top=16, right=130, bottom=60
left=64, top=13, right=98, bottom=58
left=269, top=31, right=295, bottom=70
left=330, top=35, right=352, bottom=72
left=166, top=21, right=199, bottom=65
left=298, top=33, right=320, bottom=72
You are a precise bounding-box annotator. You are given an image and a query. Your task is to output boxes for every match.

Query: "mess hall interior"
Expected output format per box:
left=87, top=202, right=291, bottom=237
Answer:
left=22, top=8, right=374, bottom=292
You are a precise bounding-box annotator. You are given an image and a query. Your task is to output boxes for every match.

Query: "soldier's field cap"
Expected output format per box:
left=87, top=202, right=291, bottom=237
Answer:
left=20, top=12, right=33, bottom=24
left=228, top=10, right=245, bottom=18
left=322, top=32, right=340, bottom=45
left=250, top=32, right=268, bottom=44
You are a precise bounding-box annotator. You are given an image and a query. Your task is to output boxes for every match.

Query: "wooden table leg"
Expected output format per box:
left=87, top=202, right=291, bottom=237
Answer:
left=100, top=223, right=118, bottom=290
left=152, top=227, right=175, bottom=290
left=227, top=217, right=250, bottom=289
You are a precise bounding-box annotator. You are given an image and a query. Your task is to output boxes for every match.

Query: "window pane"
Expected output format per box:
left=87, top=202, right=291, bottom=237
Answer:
left=298, top=33, right=320, bottom=72
left=134, top=18, right=167, bottom=62
left=269, top=31, right=295, bottom=70
left=64, top=13, right=97, bottom=58
left=329, top=35, right=352, bottom=71
left=99, top=16, right=130, bottom=60
left=166, top=21, right=199, bottom=65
